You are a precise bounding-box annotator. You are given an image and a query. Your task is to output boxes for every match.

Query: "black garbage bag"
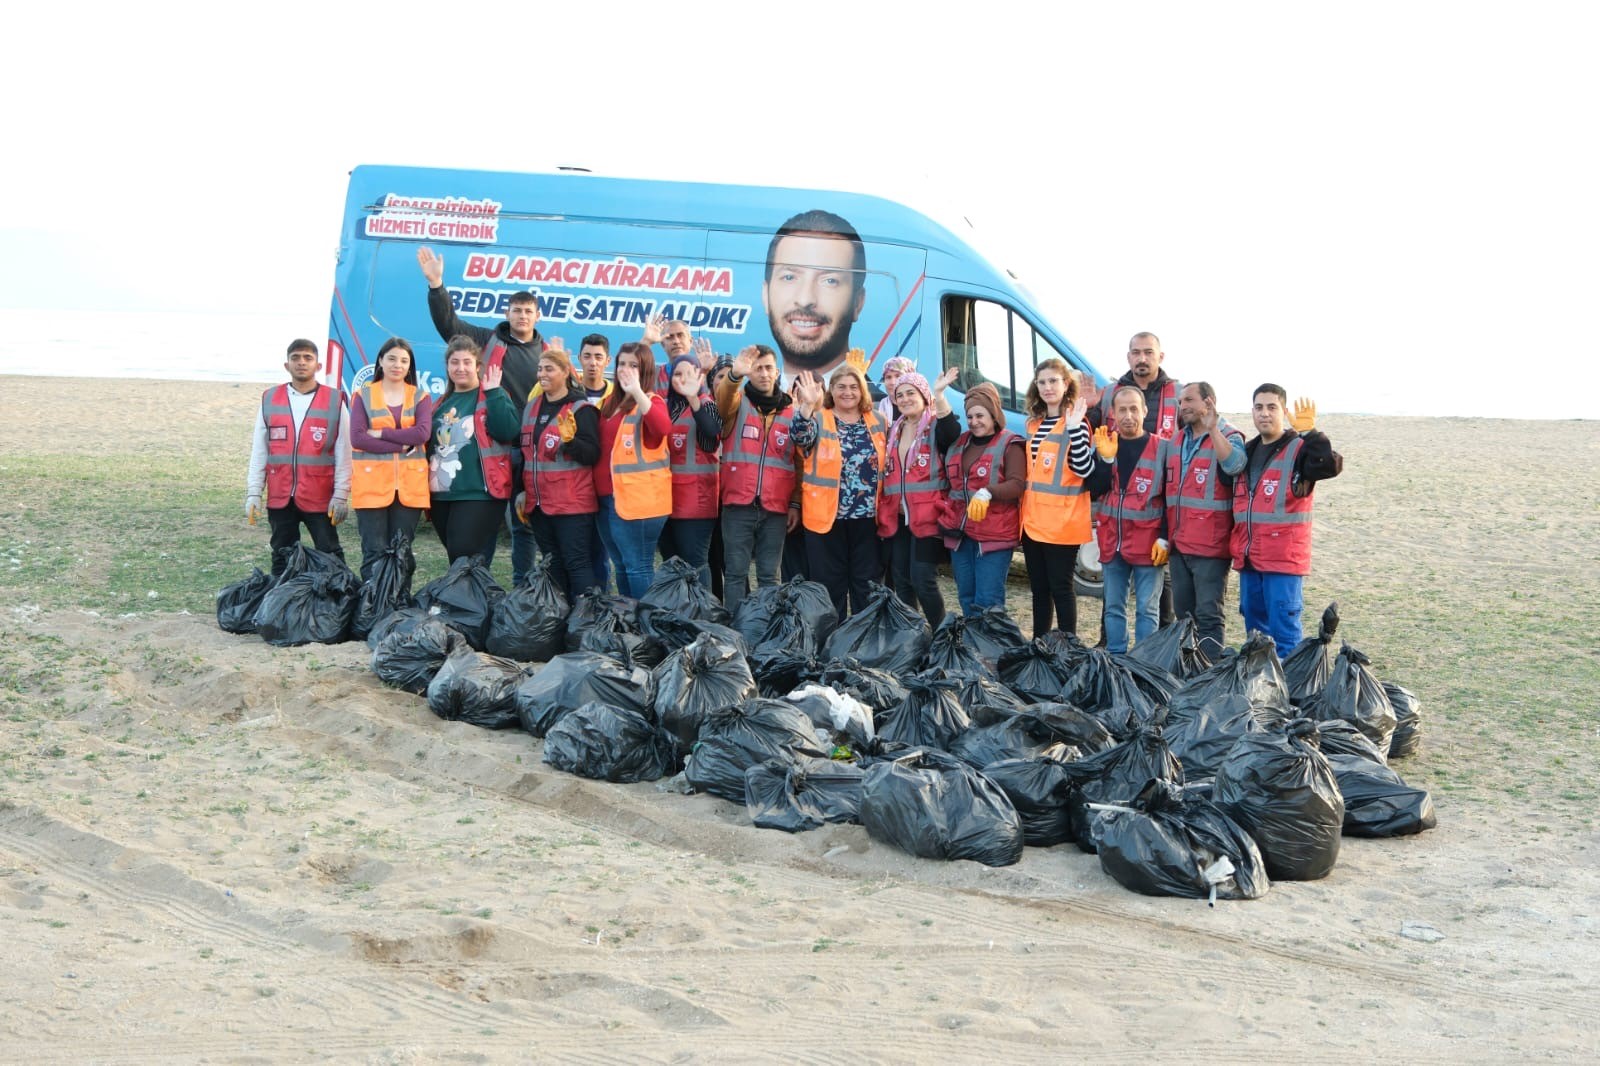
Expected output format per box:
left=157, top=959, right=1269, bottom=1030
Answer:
left=1314, top=719, right=1387, bottom=764
left=875, top=675, right=970, bottom=751
left=371, top=617, right=470, bottom=694
left=920, top=614, right=991, bottom=679
left=1115, top=652, right=1183, bottom=708
left=953, top=675, right=1030, bottom=717
left=1326, top=753, right=1437, bottom=837
left=254, top=566, right=361, bottom=646
left=1094, top=779, right=1270, bottom=901
left=638, top=606, right=747, bottom=657
left=752, top=648, right=824, bottom=698
left=1158, top=632, right=1293, bottom=777
left=351, top=533, right=417, bottom=642
left=577, top=625, right=666, bottom=669
left=822, top=585, right=931, bottom=675
left=426, top=649, right=526, bottom=730
left=1127, top=616, right=1212, bottom=680
left=950, top=702, right=1113, bottom=769
left=640, top=556, right=731, bottom=625
left=654, top=634, right=758, bottom=758
left=365, top=606, right=432, bottom=650
left=1062, top=723, right=1184, bottom=852
left=275, top=543, right=350, bottom=581
left=415, top=555, right=504, bottom=650
left=998, top=638, right=1077, bottom=703
left=818, top=659, right=910, bottom=714
left=1383, top=681, right=1424, bottom=759
left=734, top=579, right=839, bottom=657
left=963, top=607, right=1028, bottom=669
left=745, top=755, right=865, bottom=831
left=1309, top=643, right=1397, bottom=757
left=979, top=757, right=1076, bottom=846
left=684, top=700, right=824, bottom=802
left=486, top=559, right=569, bottom=663
left=1283, top=602, right=1340, bottom=706
left=860, top=749, right=1024, bottom=867
left=217, top=568, right=275, bottom=634
left=1213, top=719, right=1343, bottom=881
left=564, top=588, right=636, bottom=648
left=542, top=701, right=677, bottom=783
left=514, top=652, right=654, bottom=738
left=784, top=684, right=876, bottom=751
left=1059, top=649, right=1161, bottom=740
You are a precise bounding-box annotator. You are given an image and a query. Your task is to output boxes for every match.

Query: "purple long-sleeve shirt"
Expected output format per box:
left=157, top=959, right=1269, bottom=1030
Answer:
left=350, top=392, right=435, bottom=453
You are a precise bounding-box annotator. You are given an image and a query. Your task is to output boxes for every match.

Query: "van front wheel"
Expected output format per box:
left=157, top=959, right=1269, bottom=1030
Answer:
left=1074, top=542, right=1103, bottom=600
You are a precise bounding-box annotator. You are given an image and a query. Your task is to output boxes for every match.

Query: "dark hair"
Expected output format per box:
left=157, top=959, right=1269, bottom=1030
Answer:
left=443, top=334, right=483, bottom=395
left=764, top=209, right=866, bottom=292
left=748, top=344, right=778, bottom=368
left=1253, top=382, right=1288, bottom=405
left=1111, top=385, right=1147, bottom=410
left=375, top=337, right=417, bottom=386
left=1024, top=356, right=1080, bottom=419
left=1184, top=380, right=1216, bottom=405
left=508, top=291, right=538, bottom=308
left=286, top=338, right=319, bottom=357
left=602, top=342, right=657, bottom=419
left=1128, top=332, right=1161, bottom=350
left=579, top=333, right=610, bottom=354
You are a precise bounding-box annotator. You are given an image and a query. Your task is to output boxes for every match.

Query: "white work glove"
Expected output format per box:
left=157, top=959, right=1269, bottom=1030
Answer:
left=246, top=494, right=262, bottom=524
left=328, top=497, right=350, bottom=526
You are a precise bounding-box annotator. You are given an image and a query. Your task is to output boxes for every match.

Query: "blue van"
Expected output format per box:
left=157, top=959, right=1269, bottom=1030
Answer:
left=326, top=165, right=1109, bottom=588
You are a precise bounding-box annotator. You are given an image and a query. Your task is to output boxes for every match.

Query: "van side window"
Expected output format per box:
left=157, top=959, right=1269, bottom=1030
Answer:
left=942, top=295, right=1047, bottom=412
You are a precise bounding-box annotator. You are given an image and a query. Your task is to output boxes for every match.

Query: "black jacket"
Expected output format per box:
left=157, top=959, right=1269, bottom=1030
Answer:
left=427, top=286, right=544, bottom=407
left=1242, top=428, right=1342, bottom=498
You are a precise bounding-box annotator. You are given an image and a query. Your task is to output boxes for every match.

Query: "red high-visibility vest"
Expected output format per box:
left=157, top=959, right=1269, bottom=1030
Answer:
left=941, top=429, right=1023, bottom=549
left=262, top=383, right=341, bottom=511
left=1161, top=428, right=1243, bottom=559
left=520, top=394, right=596, bottom=515
left=720, top=393, right=797, bottom=514
left=667, top=402, right=720, bottom=520
left=876, top=416, right=946, bottom=539
left=1231, top=435, right=1313, bottom=575
left=1094, top=434, right=1164, bottom=565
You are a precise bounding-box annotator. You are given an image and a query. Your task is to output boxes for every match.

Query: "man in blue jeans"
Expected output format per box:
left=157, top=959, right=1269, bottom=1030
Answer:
left=1089, top=387, right=1167, bottom=654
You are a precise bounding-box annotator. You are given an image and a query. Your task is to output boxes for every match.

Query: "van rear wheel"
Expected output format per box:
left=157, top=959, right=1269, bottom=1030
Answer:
left=1074, top=542, right=1103, bottom=599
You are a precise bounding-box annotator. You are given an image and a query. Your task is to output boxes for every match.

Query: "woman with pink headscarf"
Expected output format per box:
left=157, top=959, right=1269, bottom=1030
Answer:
left=875, top=356, right=915, bottom=425
left=875, top=366, right=961, bottom=625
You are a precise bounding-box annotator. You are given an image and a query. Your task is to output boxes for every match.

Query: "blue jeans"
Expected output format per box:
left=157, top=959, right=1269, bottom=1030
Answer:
left=1239, top=569, right=1303, bottom=658
left=1102, top=556, right=1162, bottom=654
left=602, top=496, right=667, bottom=600
left=660, top=517, right=716, bottom=591
left=950, top=538, right=1012, bottom=615
left=505, top=504, right=537, bottom=587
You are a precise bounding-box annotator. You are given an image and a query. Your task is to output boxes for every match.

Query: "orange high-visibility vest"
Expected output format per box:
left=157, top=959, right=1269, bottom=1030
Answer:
left=351, top=382, right=429, bottom=509
left=800, top=409, right=885, bottom=534
left=1020, top=415, right=1090, bottom=545
left=611, top=409, right=672, bottom=520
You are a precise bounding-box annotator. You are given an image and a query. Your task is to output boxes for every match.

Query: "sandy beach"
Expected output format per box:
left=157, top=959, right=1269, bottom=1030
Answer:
left=1, top=377, right=1597, bottom=1063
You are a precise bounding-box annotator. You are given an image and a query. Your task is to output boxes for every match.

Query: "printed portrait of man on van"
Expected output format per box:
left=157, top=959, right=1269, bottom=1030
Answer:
left=762, top=210, right=865, bottom=376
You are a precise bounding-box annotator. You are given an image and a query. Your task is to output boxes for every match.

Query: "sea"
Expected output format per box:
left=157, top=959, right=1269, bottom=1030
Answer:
left=0, top=308, right=301, bottom=384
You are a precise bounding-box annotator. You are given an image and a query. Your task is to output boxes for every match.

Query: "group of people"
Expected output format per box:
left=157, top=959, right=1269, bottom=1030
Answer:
left=246, top=265, right=1341, bottom=659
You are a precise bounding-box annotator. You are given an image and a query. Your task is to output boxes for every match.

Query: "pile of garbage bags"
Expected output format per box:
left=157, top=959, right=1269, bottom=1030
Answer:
left=219, top=560, right=1437, bottom=898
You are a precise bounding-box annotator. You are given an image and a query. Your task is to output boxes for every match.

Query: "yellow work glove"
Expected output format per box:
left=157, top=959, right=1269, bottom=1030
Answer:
left=966, top=487, right=992, bottom=522
left=513, top=492, right=531, bottom=524
left=845, top=347, right=868, bottom=374
left=1093, top=425, right=1118, bottom=461
left=1290, top=397, right=1317, bottom=433
left=1151, top=538, right=1170, bottom=566
left=557, top=408, right=577, bottom=443
left=328, top=497, right=349, bottom=526
left=245, top=494, right=261, bottom=525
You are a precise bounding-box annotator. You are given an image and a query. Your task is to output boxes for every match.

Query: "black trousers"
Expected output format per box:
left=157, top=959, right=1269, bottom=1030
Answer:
left=1021, top=534, right=1081, bottom=639
left=355, top=502, right=421, bottom=583
left=805, top=517, right=883, bottom=618
left=267, top=500, right=344, bottom=576
left=886, top=526, right=946, bottom=628
left=530, top=509, right=597, bottom=603
left=430, top=498, right=504, bottom=567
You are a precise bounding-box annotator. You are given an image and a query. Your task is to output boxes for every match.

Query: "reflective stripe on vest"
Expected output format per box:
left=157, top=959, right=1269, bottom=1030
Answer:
left=612, top=409, right=671, bottom=520
left=1163, top=429, right=1240, bottom=558
left=667, top=403, right=719, bottom=519
left=1021, top=415, right=1090, bottom=545
left=721, top=393, right=796, bottom=513
left=943, top=429, right=1023, bottom=544
left=262, top=383, right=341, bottom=510
left=521, top=393, right=595, bottom=513
left=877, top=416, right=945, bottom=539
left=351, top=382, right=428, bottom=509
left=1232, top=435, right=1313, bottom=574
left=1093, top=434, right=1164, bottom=564
left=801, top=409, right=884, bottom=535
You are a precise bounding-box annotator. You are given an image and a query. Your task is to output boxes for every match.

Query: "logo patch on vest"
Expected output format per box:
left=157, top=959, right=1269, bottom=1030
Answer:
left=310, top=427, right=326, bottom=444
left=1042, top=454, right=1055, bottom=469
left=1195, top=469, right=1207, bottom=486
left=672, top=433, right=687, bottom=450
left=1161, top=414, right=1174, bottom=432
left=1263, top=477, right=1279, bottom=498
left=544, top=434, right=559, bottom=451
left=916, top=455, right=928, bottom=468
left=775, top=432, right=788, bottom=448
left=1135, top=475, right=1151, bottom=494
left=268, top=426, right=288, bottom=442
left=974, top=463, right=990, bottom=479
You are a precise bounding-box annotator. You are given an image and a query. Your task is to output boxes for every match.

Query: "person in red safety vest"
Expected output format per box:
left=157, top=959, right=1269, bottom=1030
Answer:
left=940, top=381, right=1026, bottom=616
left=1089, top=386, right=1167, bottom=654
left=1160, top=381, right=1246, bottom=658
left=246, top=339, right=351, bottom=576
left=714, top=344, right=798, bottom=617
left=657, top=352, right=724, bottom=591
left=877, top=367, right=961, bottom=627
left=1232, top=383, right=1343, bottom=658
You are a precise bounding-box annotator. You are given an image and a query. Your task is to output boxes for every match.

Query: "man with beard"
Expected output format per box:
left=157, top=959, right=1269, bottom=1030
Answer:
left=762, top=209, right=866, bottom=377
left=417, top=246, right=546, bottom=586
left=1161, top=381, right=1246, bottom=658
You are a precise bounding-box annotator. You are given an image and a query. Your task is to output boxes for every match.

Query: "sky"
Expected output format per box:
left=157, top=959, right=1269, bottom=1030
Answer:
left=2, top=1, right=1595, bottom=418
